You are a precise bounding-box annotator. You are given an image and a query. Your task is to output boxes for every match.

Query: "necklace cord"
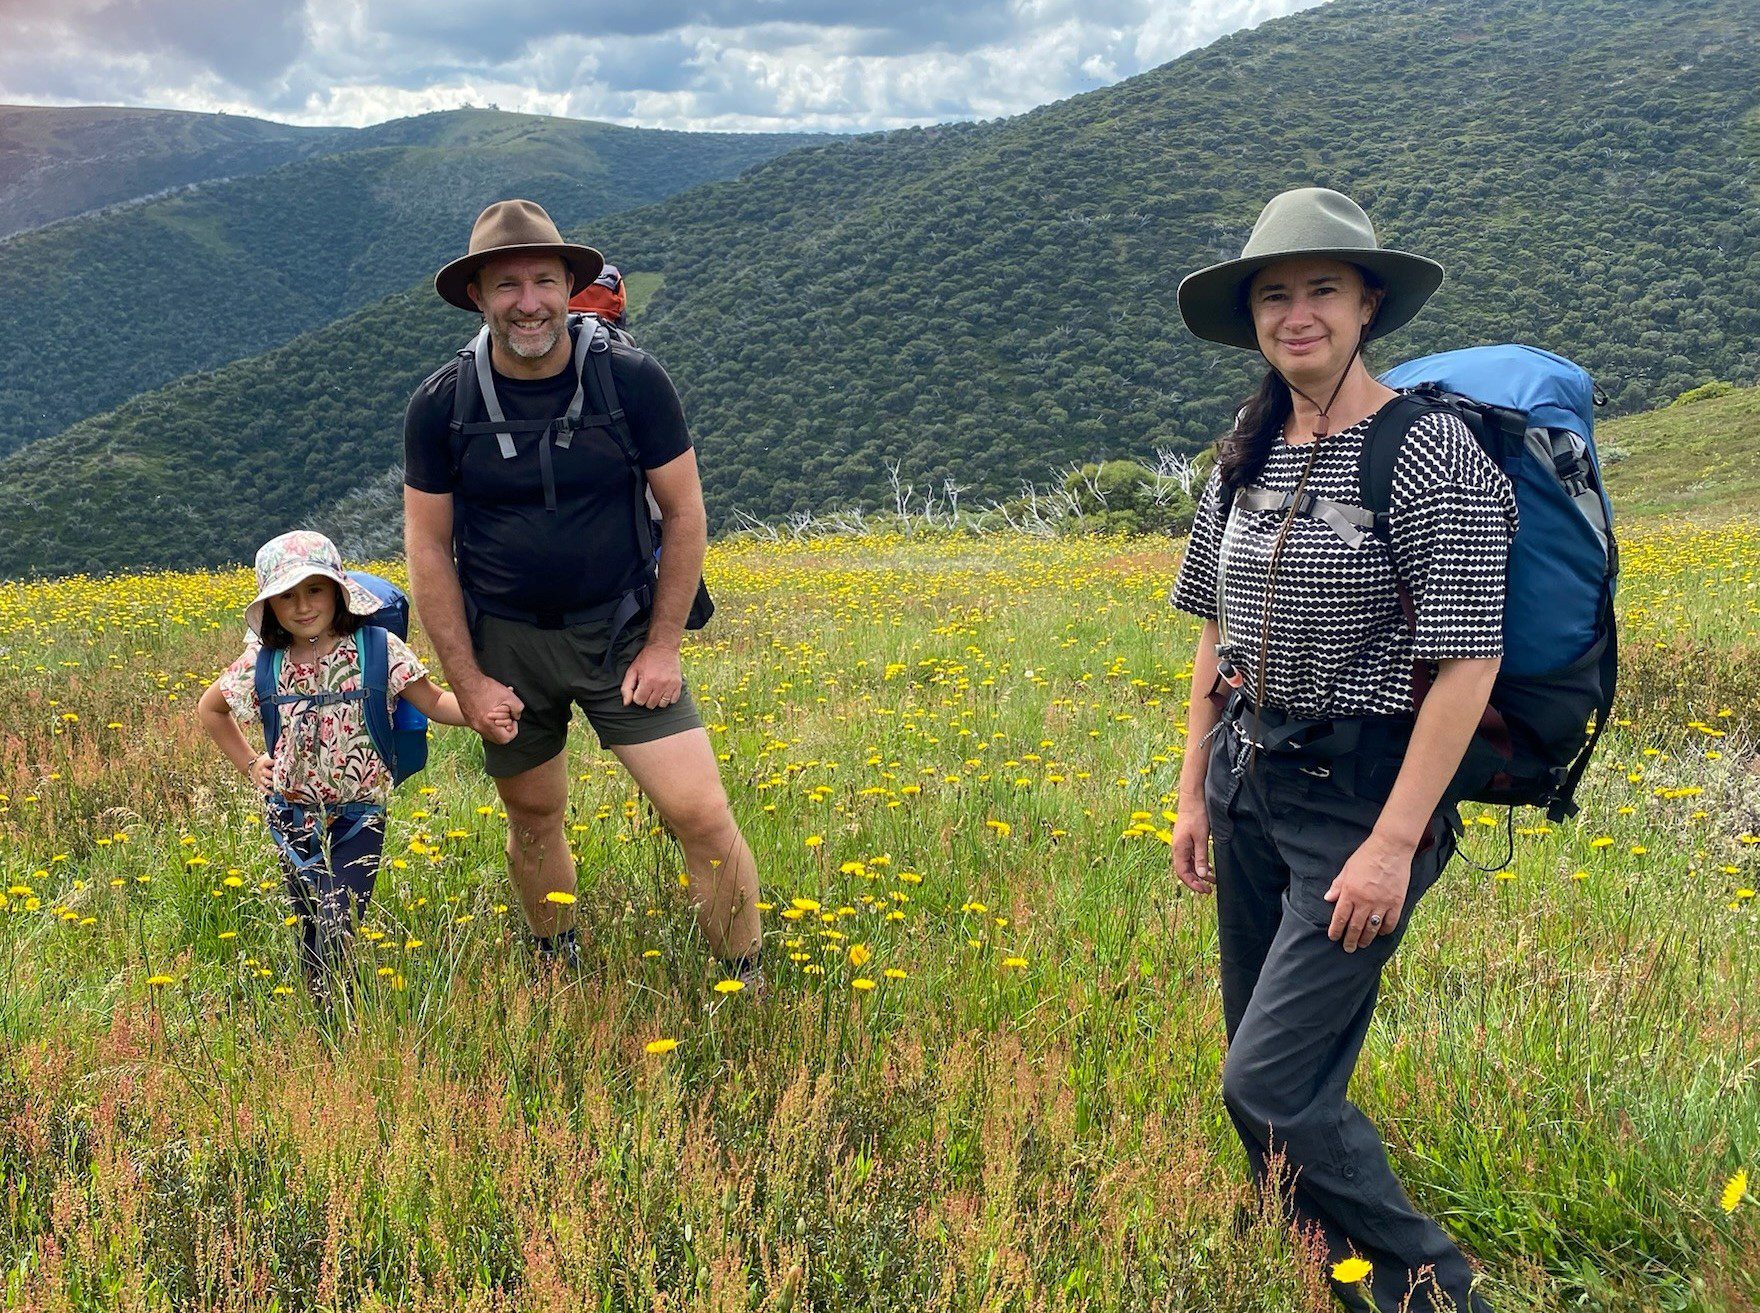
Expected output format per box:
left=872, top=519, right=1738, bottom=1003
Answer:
left=1239, top=329, right=1367, bottom=773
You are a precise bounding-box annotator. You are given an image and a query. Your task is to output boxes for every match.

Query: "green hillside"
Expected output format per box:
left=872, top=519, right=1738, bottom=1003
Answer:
left=0, top=104, right=345, bottom=238
left=1601, top=381, right=1760, bottom=519
left=0, top=109, right=818, bottom=458
left=2, top=0, right=1757, bottom=576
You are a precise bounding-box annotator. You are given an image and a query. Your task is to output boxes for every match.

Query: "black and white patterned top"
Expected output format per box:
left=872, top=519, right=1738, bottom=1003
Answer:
left=1170, top=406, right=1518, bottom=718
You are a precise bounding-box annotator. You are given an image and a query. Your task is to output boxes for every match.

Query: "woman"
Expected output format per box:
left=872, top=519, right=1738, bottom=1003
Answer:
left=1168, top=188, right=1514, bottom=1313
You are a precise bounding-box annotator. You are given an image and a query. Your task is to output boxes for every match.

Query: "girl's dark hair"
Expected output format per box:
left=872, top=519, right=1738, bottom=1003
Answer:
left=1214, top=265, right=1385, bottom=490
left=257, top=578, right=367, bottom=650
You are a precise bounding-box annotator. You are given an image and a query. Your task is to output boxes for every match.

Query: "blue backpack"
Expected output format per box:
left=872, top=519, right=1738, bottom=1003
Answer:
left=253, top=571, right=430, bottom=787
left=1373, top=345, right=1618, bottom=821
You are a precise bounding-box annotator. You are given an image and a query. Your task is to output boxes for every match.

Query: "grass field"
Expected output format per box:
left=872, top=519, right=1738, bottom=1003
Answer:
left=0, top=523, right=1756, bottom=1311
left=1601, top=383, right=1760, bottom=520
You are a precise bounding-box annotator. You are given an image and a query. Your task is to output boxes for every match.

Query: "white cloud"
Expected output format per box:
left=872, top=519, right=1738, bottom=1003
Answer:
left=0, top=0, right=1325, bottom=131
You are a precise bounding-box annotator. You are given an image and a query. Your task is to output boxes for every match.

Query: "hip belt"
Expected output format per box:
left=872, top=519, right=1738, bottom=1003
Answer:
left=1221, top=690, right=1414, bottom=761
left=1217, top=691, right=1414, bottom=800
left=267, top=795, right=385, bottom=880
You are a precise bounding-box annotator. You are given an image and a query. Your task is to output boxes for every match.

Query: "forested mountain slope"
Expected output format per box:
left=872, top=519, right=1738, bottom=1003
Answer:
left=2, top=0, right=1754, bottom=576
left=0, top=109, right=818, bottom=457
left=0, top=104, right=345, bottom=238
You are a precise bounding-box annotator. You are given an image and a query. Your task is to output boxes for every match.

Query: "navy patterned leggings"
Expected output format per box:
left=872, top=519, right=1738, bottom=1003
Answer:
left=266, top=797, right=385, bottom=993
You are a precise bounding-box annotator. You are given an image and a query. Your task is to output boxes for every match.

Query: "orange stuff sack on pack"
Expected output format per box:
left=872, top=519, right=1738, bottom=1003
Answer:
left=569, top=263, right=626, bottom=324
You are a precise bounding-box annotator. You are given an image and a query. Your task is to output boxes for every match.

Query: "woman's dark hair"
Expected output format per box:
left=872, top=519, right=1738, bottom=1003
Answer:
left=1214, top=264, right=1385, bottom=490
left=257, top=578, right=367, bottom=650
left=1216, top=368, right=1293, bottom=491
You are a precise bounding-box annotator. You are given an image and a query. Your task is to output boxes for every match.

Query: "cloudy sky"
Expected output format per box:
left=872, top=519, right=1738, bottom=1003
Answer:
left=0, top=0, right=1322, bottom=132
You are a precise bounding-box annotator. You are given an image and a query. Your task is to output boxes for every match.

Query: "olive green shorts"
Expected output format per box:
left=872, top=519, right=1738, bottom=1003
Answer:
left=472, top=611, right=703, bottom=778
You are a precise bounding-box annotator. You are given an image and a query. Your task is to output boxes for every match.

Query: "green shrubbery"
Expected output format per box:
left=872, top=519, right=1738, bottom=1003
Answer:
left=1060, top=461, right=1198, bottom=537
left=1670, top=380, right=1740, bottom=406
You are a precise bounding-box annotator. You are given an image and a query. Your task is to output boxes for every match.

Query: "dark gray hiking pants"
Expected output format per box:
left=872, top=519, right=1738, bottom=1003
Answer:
left=1204, top=725, right=1491, bottom=1313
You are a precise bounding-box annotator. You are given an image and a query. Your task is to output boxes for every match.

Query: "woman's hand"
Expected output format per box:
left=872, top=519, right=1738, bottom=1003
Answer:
left=1324, top=832, right=1414, bottom=951
left=247, top=754, right=274, bottom=793
left=1171, top=798, right=1215, bottom=895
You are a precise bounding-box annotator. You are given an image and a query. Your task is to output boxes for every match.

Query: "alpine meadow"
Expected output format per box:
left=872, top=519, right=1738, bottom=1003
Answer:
left=1, top=0, right=1759, bottom=1307
left=1, top=503, right=1757, bottom=1310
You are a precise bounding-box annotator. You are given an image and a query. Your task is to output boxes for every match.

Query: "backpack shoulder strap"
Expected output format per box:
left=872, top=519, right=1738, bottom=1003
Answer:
left=356, top=626, right=397, bottom=777
left=449, top=342, right=484, bottom=483
left=468, top=327, right=517, bottom=460
left=581, top=319, right=638, bottom=462
left=254, top=648, right=283, bottom=756
left=583, top=325, right=658, bottom=568
left=1358, top=392, right=1442, bottom=541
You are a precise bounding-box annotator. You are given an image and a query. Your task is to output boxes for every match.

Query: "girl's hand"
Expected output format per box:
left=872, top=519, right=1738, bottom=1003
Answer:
left=247, top=754, right=274, bottom=793
left=1324, top=832, right=1414, bottom=951
left=459, top=675, right=523, bottom=744
left=1170, top=801, right=1214, bottom=895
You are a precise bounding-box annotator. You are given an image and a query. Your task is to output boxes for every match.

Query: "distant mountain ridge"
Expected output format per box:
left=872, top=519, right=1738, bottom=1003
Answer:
left=0, top=108, right=820, bottom=458
left=1, top=0, right=1756, bottom=577
left=0, top=104, right=347, bottom=238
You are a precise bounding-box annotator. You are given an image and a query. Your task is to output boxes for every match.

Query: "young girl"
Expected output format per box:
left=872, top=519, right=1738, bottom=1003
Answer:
left=197, top=531, right=509, bottom=1002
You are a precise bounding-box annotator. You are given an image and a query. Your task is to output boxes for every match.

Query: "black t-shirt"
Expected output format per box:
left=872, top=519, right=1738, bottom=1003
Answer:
left=403, top=329, right=693, bottom=613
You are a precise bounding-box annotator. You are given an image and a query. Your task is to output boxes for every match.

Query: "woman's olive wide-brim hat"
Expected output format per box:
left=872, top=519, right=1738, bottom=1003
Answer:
left=435, top=199, right=604, bottom=311
left=1177, top=187, right=1444, bottom=351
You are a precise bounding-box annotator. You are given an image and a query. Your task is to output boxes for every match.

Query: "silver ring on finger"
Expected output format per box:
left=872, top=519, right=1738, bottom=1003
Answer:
left=1367, top=913, right=1384, bottom=928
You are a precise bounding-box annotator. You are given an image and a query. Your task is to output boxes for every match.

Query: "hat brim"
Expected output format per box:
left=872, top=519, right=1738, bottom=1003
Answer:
left=435, top=242, right=604, bottom=312
left=244, top=567, right=384, bottom=639
left=1177, top=248, right=1444, bottom=351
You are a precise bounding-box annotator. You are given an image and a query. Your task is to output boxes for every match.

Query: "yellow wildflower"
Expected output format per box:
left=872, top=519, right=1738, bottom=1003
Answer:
left=1721, top=1170, right=1748, bottom=1214
left=1332, top=1258, right=1372, bottom=1285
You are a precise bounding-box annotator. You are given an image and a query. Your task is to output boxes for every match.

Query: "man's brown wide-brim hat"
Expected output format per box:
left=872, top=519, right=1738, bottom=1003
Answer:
left=434, top=199, right=604, bottom=311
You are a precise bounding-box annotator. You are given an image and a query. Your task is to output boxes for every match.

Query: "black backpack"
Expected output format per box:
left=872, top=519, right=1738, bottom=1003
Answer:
left=447, top=313, right=712, bottom=661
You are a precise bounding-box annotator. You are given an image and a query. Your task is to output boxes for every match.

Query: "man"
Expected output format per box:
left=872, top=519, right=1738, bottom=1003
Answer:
left=402, top=199, right=762, bottom=987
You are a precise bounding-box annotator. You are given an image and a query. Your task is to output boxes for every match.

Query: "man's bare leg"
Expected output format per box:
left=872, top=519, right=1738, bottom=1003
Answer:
left=612, top=729, right=761, bottom=961
left=492, top=750, right=578, bottom=939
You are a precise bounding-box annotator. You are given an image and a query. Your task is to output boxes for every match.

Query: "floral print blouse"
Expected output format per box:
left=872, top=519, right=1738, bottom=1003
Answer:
left=217, top=632, right=427, bottom=807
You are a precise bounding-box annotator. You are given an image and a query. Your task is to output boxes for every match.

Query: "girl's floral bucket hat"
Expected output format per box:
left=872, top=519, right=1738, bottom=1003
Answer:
left=244, top=531, right=384, bottom=637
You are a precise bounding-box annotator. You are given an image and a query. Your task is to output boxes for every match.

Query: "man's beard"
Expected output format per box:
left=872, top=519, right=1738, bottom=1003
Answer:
left=489, top=314, right=564, bottom=360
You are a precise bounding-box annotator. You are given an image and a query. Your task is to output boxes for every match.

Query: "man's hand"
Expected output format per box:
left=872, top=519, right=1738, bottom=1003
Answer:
left=458, top=674, right=523, bottom=744
left=1324, top=831, right=1415, bottom=952
left=1170, top=799, right=1214, bottom=895
left=621, top=644, right=684, bottom=708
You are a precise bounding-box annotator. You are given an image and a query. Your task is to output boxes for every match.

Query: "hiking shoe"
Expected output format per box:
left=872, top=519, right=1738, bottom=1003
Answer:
left=735, top=960, right=770, bottom=1004
left=531, top=928, right=582, bottom=977
left=706, top=961, right=769, bottom=1011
